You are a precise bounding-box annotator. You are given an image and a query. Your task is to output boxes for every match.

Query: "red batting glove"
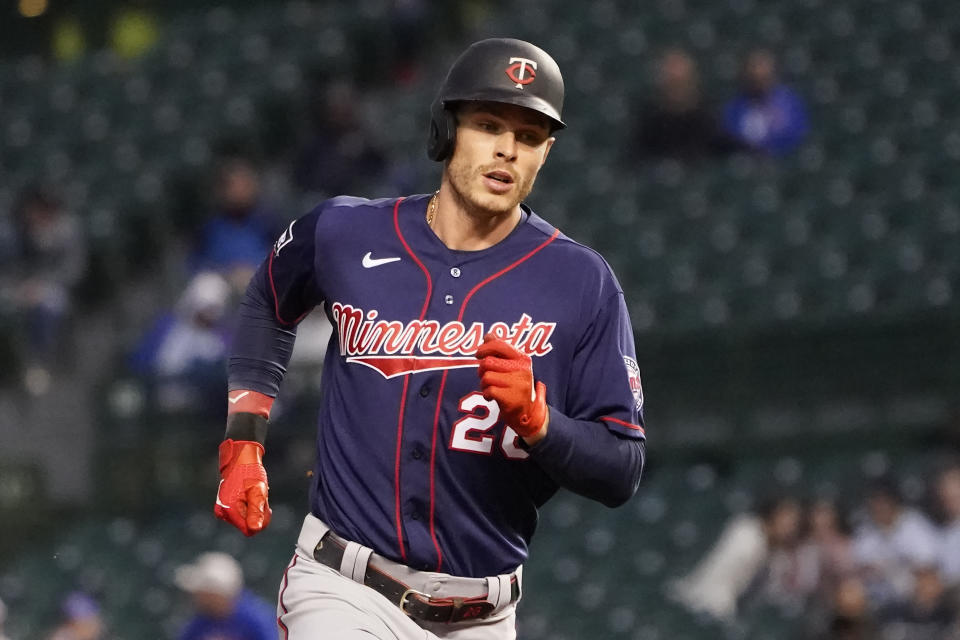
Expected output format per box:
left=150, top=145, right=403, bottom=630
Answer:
left=476, top=333, right=547, bottom=438
left=214, top=439, right=272, bottom=536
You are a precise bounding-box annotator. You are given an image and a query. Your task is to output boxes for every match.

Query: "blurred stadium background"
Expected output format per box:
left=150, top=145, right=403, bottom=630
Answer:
left=1, top=0, right=959, bottom=638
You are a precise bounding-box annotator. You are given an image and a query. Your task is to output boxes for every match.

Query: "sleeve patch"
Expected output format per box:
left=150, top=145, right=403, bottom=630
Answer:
left=624, top=355, right=644, bottom=413
left=274, top=219, right=295, bottom=256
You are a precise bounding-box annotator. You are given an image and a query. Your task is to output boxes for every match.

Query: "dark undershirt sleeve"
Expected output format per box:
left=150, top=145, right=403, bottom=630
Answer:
left=228, top=210, right=322, bottom=397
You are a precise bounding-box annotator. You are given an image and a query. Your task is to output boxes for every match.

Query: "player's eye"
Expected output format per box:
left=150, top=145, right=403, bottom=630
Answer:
left=517, top=130, right=546, bottom=145
left=477, top=120, right=499, bottom=132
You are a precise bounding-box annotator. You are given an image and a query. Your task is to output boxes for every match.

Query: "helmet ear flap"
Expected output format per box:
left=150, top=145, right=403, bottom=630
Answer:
left=427, top=99, right=457, bottom=161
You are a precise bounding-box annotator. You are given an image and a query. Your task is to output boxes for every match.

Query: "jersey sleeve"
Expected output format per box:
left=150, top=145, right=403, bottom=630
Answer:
left=228, top=208, right=324, bottom=397
left=522, top=274, right=646, bottom=508
left=262, top=211, right=324, bottom=325
left=564, top=290, right=646, bottom=439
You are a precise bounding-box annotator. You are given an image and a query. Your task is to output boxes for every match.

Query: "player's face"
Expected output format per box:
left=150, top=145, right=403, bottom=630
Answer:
left=446, top=102, right=555, bottom=216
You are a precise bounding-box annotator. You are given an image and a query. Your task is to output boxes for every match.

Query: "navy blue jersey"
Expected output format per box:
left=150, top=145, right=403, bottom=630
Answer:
left=230, top=194, right=645, bottom=577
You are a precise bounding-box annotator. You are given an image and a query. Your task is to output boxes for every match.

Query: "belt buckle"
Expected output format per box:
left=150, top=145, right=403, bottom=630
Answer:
left=399, top=587, right=430, bottom=616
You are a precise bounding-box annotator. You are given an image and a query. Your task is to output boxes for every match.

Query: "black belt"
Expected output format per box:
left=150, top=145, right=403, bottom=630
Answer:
left=313, top=532, right=520, bottom=623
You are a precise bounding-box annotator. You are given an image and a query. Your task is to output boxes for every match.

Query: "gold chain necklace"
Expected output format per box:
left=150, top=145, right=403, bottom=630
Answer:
left=426, top=190, right=439, bottom=227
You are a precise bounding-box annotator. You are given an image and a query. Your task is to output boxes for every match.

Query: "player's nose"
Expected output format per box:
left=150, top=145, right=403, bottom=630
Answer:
left=494, top=132, right=518, bottom=161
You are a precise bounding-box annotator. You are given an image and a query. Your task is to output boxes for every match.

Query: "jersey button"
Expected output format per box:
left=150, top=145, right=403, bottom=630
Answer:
left=411, top=510, right=421, bottom=521
left=419, top=385, right=430, bottom=397
left=444, top=294, right=454, bottom=305
left=412, top=447, right=423, bottom=460
left=450, top=267, right=461, bottom=278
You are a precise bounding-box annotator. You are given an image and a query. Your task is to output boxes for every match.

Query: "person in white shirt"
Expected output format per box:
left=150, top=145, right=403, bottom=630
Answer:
left=667, top=496, right=804, bottom=620
left=0, top=596, right=12, bottom=640
left=934, top=465, right=960, bottom=587
left=851, top=477, right=940, bottom=608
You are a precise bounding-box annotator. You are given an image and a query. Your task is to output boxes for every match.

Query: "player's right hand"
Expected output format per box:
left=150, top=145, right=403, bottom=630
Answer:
left=214, top=439, right=272, bottom=537
left=476, top=333, right=548, bottom=438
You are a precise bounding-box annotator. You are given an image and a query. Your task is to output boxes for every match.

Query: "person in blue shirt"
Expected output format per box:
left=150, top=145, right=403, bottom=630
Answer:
left=190, top=158, right=285, bottom=293
left=46, top=592, right=103, bottom=640
left=633, top=48, right=742, bottom=163
left=174, top=552, right=275, bottom=640
left=127, top=271, right=234, bottom=416
left=723, top=48, right=809, bottom=155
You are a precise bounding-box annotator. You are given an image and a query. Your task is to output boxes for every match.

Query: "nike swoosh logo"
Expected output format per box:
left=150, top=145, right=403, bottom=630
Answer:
left=215, top=480, right=230, bottom=509
left=362, top=252, right=401, bottom=268
left=228, top=391, right=250, bottom=405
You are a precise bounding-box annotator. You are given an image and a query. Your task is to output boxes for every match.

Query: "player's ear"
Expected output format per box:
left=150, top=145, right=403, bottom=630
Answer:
left=539, top=137, right=556, bottom=167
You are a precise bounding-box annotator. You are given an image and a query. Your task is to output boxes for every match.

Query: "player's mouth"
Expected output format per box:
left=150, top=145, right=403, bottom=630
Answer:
left=482, top=170, right=515, bottom=194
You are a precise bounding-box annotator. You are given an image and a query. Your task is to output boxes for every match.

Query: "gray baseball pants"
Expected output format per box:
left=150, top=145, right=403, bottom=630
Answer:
left=277, top=514, right=520, bottom=639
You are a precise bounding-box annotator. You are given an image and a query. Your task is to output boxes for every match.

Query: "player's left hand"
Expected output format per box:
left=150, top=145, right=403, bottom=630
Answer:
left=476, top=333, right=547, bottom=438
left=214, top=439, right=272, bottom=537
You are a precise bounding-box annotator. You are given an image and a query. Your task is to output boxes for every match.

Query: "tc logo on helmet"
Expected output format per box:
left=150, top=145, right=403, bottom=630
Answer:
left=505, top=57, right=538, bottom=89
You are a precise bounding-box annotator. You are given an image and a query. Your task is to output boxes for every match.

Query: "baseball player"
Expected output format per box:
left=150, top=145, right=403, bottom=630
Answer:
left=214, top=38, right=646, bottom=639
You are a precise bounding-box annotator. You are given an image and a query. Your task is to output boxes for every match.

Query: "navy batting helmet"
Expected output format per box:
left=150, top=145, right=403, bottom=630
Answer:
left=426, top=38, right=566, bottom=162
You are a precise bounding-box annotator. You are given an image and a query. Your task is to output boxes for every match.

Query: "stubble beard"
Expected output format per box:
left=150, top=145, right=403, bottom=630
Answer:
left=446, top=156, right=537, bottom=220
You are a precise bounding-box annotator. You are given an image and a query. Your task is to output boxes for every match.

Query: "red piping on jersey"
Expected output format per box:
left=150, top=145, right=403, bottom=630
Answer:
left=600, top=416, right=646, bottom=435
left=426, top=226, right=561, bottom=572
left=391, top=196, right=433, bottom=562
left=456, top=229, right=560, bottom=322
left=394, top=197, right=433, bottom=318
left=393, top=374, right=411, bottom=562
left=268, top=250, right=310, bottom=326
left=277, top=553, right=298, bottom=638
left=428, top=369, right=450, bottom=571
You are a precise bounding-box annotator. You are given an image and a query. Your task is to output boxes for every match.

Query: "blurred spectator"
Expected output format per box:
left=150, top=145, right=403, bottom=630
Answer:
left=631, top=48, right=740, bottom=162
left=820, top=576, right=879, bottom=640
left=292, top=80, right=388, bottom=198
left=190, top=157, right=284, bottom=294
left=2, top=185, right=87, bottom=395
left=128, top=271, right=233, bottom=415
left=174, top=552, right=276, bottom=640
left=878, top=564, right=957, bottom=640
left=667, top=495, right=803, bottom=621
left=936, top=465, right=960, bottom=587
left=800, top=498, right=857, bottom=596
left=388, top=0, right=429, bottom=85
left=46, top=592, right=103, bottom=640
left=851, top=477, right=940, bottom=608
left=0, top=596, right=10, bottom=640
left=741, top=496, right=818, bottom=615
left=722, top=48, right=809, bottom=155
